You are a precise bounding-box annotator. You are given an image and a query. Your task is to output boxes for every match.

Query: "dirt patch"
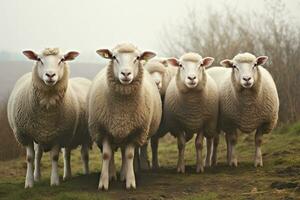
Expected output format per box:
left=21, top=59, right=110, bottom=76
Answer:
left=276, top=166, right=300, bottom=177
left=270, top=181, right=298, bottom=189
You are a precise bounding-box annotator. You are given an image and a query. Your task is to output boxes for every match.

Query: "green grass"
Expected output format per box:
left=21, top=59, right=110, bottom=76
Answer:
left=0, top=122, right=300, bottom=200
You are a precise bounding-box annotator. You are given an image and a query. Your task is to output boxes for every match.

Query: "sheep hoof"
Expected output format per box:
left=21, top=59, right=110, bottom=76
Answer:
left=34, top=173, right=41, bottom=182
left=98, top=175, right=109, bottom=190
left=196, top=165, right=204, bottom=173
left=254, top=159, right=263, bottom=167
left=177, top=165, right=185, bottom=173
left=140, top=160, right=151, bottom=170
left=126, top=179, right=136, bottom=190
left=24, top=181, right=34, bottom=189
left=152, top=163, right=160, bottom=170
left=109, top=173, right=117, bottom=181
left=63, top=174, right=72, bottom=181
left=230, top=159, right=238, bottom=167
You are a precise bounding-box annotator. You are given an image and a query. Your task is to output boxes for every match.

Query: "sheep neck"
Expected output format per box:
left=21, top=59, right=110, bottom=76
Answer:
left=106, top=61, right=144, bottom=97
left=31, top=64, right=69, bottom=110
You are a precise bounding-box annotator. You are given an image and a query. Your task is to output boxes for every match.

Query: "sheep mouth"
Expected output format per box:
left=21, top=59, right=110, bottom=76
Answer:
left=186, top=81, right=198, bottom=88
left=242, top=82, right=253, bottom=88
left=119, top=78, right=133, bottom=85
left=44, top=80, right=57, bottom=86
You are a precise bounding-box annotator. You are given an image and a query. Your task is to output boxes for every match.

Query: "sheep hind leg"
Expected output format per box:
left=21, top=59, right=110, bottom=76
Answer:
left=228, top=131, right=238, bottom=167
left=133, top=147, right=139, bottom=172
left=225, top=133, right=232, bottom=165
left=81, top=143, right=89, bottom=175
left=151, top=136, right=160, bottom=169
left=195, top=132, right=204, bottom=173
left=25, top=142, right=35, bottom=188
left=50, top=145, right=60, bottom=186
left=120, top=147, right=127, bottom=181
left=98, top=139, right=111, bottom=190
left=63, top=147, right=72, bottom=180
left=125, top=144, right=136, bottom=189
left=254, top=130, right=263, bottom=167
left=205, top=136, right=213, bottom=167
left=109, top=151, right=117, bottom=181
left=34, top=143, right=43, bottom=182
left=139, top=143, right=150, bottom=170
left=177, top=133, right=186, bottom=173
left=211, top=134, right=220, bottom=166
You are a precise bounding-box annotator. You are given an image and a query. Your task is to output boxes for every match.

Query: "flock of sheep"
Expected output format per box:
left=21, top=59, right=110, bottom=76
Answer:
left=7, top=43, right=279, bottom=190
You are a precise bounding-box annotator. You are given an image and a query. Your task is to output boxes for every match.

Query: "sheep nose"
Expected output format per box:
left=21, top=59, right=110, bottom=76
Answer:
left=155, top=80, right=160, bottom=85
left=188, top=76, right=196, bottom=81
left=121, top=72, right=131, bottom=77
left=45, top=72, right=56, bottom=78
left=243, top=76, right=251, bottom=82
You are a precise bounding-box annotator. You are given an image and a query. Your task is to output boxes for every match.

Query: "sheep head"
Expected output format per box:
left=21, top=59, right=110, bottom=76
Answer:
left=23, top=48, right=79, bottom=86
left=220, top=53, right=268, bottom=89
left=145, top=58, right=168, bottom=91
left=96, top=43, right=156, bottom=85
left=167, top=52, right=214, bottom=89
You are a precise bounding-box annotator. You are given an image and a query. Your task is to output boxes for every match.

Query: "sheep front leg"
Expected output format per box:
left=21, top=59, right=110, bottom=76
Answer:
left=81, top=143, right=89, bottom=175
left=63, top=148, right=71, bottom=180
left=254, top=130, right=263, bottom=167
left=25, top=142, right=35, bottom=188
left=120, top=147, right=127, bottom=181
left=139, top=142, right=150, bottom=170
left=50, top=145, right=60, bottom=186
left=205, top=136, right=213, bottom=167
left=212, top=134, right=220, bottom=166
left=109, top=151, right=117, bottom=181
left=225, top=133, right=232, bottom=165
left=151, top=136, right=159, bottom=169
left=134, top=147, right=139, bottom=172
left=34, top=143, right=43, bottom=182
left=228, top=131, right=238, bottom=167
left=98, top=139, right=111, bottom=190
left=195, top=132, right=204, bottom=173
left=177, top=133, right=186, bottom=173
left=125, top=143, right=136, bottom=189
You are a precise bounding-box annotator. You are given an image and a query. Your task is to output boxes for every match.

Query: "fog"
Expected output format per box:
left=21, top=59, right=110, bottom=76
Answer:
left=1, top=0, right=300, bottom=62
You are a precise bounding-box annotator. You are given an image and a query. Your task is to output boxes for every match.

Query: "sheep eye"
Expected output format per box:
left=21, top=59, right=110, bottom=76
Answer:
left=254, top=63, right=258, bottom=67
left=232, top=65, right=238, bottom=70
left=37, top=58, right=43, bottom=65
left=179, top=63, right=183, bottom=67
left=59, top=58, right=65, bottom=65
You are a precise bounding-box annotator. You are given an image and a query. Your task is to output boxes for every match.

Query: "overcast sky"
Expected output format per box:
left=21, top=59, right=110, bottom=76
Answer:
left=1, top=0, right=299, bottom=62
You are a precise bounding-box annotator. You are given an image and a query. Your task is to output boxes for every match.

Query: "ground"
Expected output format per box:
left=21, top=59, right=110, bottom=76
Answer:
left=0, top=123, right=299, bottom=200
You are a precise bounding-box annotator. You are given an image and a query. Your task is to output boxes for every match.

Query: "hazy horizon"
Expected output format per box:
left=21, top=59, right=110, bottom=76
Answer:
left=1, top=0, right=300, bottom=62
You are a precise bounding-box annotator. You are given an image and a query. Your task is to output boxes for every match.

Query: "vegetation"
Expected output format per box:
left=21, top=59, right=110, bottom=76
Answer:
left=0, top=122, right=299, bottom=199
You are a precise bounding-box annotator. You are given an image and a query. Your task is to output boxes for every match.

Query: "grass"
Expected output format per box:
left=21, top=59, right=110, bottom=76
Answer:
left=0, top=123, right=300, bottom=200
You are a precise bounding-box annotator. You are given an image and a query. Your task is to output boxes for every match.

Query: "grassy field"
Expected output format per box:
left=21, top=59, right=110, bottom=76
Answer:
left=0, top=123, right=299, bottom=200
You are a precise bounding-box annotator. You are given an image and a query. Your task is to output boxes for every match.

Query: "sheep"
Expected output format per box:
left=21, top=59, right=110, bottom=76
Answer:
left=142, top=58, right=177, bottom=169
left=87, top=43, right=162, bottom=190
left=163, top=52, right=218, bottom=173
left=206, top=52, right=279, bottom=167
left=7, top=48, right=91, bottom=188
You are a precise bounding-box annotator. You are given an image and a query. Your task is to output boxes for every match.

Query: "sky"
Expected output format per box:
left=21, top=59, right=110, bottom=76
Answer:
left=1, top=0, right=300, bottom=62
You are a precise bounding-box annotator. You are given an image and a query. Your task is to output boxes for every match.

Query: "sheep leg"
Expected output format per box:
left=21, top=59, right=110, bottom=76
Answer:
left=25, top=142, right=35, bottom=188
left=81, top=143, right=89, bottom=175
left=195, top=132, right=204, bottom=173
left=212, top=134, right=220, bottom=166
left=177, top=133, right=186, bottom=173
left=205, top=136, right=213, bottom=167
left=151, top=136, right=160, bottom=169
left=254, top=130, right=263, bottom=167
left=50, top=145, right=60, bottom=186
left=139, top=143, right=150, bottom=170
left=109, top=151, right=117, bottom=181
left=133, top=147, right=139, bottom=172
left=225, top=133, right=232, bottom=165
left=125, top=143, right=136, bottom=189
left=120, top=147, right=127, bottom=181
left=63, top=148, right=72, bottom=180
left=34, top=143, right=43, bottom=182
left=98, top=139, right=111, bottom=190
left=228, top=132, right=238, bottom=167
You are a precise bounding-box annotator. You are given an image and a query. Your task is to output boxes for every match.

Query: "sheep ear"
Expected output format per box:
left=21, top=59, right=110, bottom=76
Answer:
left=220, top=59, right=233, bottom=68
left=167, top=58, right=181, bottom=67
left=64, top=51, right=79, bottom=61
left=23, top=50, right=39, bottom=61
left=96, top=49, right=113, bottom=59
left=201, top=57, right=214, bottom=68
left=140, top=51, right=156, bottom=61
left=256, top=56, right=268, bottom=66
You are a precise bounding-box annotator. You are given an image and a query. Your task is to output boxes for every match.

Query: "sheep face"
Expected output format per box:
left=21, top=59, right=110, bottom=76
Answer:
left=23, top=49, right=79, bottom=86
left=168, top=56, right=214, bottom=89
left=96, top=44, right=156, bottom=85
left=150, top=71, right=163, bottom=89
left=220, top=53, right=268, bottom=89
